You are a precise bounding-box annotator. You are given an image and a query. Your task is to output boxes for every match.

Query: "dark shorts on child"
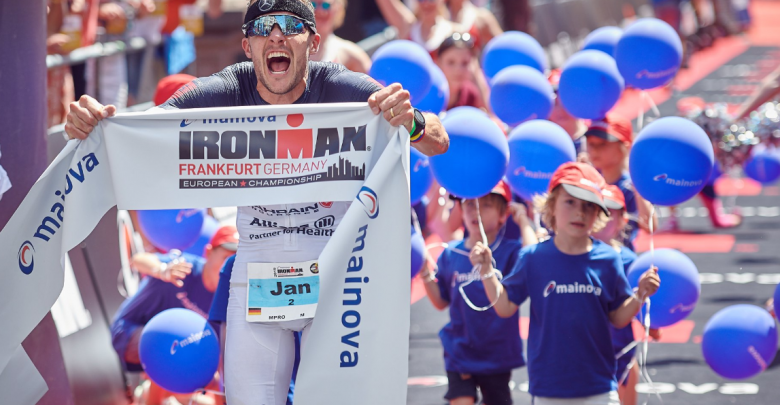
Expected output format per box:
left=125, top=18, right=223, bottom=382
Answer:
left=445, top=371, right=513, bottom=404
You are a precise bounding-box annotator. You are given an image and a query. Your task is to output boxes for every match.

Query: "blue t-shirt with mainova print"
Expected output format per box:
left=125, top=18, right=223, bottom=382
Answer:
left=501, top=238, right=633, bottom=398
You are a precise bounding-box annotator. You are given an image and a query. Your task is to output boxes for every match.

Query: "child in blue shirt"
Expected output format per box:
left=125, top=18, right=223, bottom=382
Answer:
left=419, top=181, right=536, bottom=405
left=478, top=163, right=660, bottom=405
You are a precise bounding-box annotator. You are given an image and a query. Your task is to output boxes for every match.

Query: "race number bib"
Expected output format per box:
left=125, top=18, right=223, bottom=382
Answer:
left=246, top=260, right=320, bottom=322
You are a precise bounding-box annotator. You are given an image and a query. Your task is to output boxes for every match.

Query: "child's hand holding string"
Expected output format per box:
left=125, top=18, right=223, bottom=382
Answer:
left=469, top=241, right=494, bottom=277
left=637, top=265, right=661, bottom=300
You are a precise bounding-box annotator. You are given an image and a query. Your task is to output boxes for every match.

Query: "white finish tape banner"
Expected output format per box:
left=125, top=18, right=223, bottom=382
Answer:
left=0, top=103, right=410, bottom=404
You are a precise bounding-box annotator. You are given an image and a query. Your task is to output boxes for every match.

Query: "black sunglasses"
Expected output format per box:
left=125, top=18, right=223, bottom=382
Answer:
left=242, top=15, right=310, bottom=37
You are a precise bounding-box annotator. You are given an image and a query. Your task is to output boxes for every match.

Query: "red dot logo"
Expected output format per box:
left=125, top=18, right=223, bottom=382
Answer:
left=287, top=114, right=304, bottom=128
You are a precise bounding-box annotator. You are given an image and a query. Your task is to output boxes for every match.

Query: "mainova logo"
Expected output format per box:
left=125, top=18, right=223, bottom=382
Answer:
left=543, top=281, right=556, bottom=297
left=653, top=173, right=704, bottom=187
left=543, top=280, right=602, bottom=297
left=19, top=152, right=100, bottom=274
left=18, top=241, right=35, bottom=275
left=180, top=116, right=276, bottom=128
left=170, top=329, right=212, bottom=355
left=513, top=166, right=553, bottom=179
left=357, top=186, right=379, bottom=219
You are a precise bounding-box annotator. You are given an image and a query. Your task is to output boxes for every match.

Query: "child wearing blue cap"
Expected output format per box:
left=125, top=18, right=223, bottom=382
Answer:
left=478, top=163, right=660, bottom=405
left=419, top=181, right=537, bottom=405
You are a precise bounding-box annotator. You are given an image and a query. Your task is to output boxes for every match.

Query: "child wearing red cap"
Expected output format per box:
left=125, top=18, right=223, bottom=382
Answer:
left=419, top=181, right=537, bottom=405
left=477, top=163, right=660, bottom=405
left=585, top=113, right=656, bottom=251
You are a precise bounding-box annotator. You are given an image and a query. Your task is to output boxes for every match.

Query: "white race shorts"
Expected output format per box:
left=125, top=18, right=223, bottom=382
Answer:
left=224, top=286, right=312, bottom=405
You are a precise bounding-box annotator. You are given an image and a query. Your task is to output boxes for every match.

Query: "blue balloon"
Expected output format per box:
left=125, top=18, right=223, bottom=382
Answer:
left=582, top=26, right=623, bottom=57
left=183, top=216, right=220, bottom=257
left=615, top=18, right=683, bottom=89
left=774, top=282, right=780, bottom=317
left=744, top=150, right=780, bottom=184
left=505, top=120, right=576, bottom=200
left=702, top=304, right=778, bottom=380
left=137, top=209, right=206, bottom=251
left=430, top=109, right=509, bottom=199
left=482, top=31, right=547, bottom=79
left=411, top=148, right=433, bottom=205
left=411, top=230, right=426, bottom=279
left=370, top=40, right=433, bottom=104
left=558, top=50, right=625, bottom=120
left=444, top=106, right=488, bottom=119
left=140, top=308, right=220, bottom=393
left=629, top=117, right=714, bottom=206
left=626, top=249, right=700, bottom=328
left=490, top=65, right=554, bottom=126
left=416, top=63, right=449, bottom=115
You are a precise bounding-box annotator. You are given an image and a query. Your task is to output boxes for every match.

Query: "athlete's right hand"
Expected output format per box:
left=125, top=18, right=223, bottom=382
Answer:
left=65, top=95, right=117, bottom=140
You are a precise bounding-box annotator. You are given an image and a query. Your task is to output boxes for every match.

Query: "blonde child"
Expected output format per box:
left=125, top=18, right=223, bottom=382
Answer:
left=475, top=163, right=660, bottom=405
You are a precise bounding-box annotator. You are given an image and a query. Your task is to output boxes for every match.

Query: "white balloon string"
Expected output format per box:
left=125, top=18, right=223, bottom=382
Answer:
left=475, top=198, right=488, bottom=247
left=650, top=204, right=655, bottom=267
left=426, top=225, right=507, bottom=312
left=644, top=90, right=661, bottom=118
left=458, top=263, right=504, bottom=312
left=639, top=298, right=662, bottom=404
left=638, top=101, right=645, bottom=132
left=618, top=356, right=638, bottom=387
left=534, top=210, right=542, bottom=230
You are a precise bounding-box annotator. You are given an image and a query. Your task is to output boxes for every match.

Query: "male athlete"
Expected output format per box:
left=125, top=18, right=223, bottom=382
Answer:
left=64, top=0, right=449, bottom=403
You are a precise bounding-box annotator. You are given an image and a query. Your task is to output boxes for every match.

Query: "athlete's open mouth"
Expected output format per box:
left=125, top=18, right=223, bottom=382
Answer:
left=267, top=51, right=291, bottom=74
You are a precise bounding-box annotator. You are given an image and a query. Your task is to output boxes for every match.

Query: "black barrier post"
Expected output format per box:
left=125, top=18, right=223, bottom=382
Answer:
left=0, top=1, right=76, bottom=404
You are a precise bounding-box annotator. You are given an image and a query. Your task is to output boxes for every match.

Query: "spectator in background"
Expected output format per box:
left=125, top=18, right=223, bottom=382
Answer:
left=437, top=32, right=488, bottom=110
left=153, top=73, right=197, bottom=105
left=310, top=0, right=373, bottom=73
left=96, top=1, right=132, bottom=108
left=160, top=0, right=198, bottom=38
left=375, top=0, right=464, bottom=57
left=125, top=0, right=160, bottom=105
left=498, top=0, right=531, bottom=34
left=111, top=225, right=237, bottom=405
left=47, top=0, right=76, bottom=127
left=446, top=0, right=503, bottom=49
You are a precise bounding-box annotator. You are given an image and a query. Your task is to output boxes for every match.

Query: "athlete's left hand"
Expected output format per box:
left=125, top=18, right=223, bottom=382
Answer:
left=469, top=241, right=493, bottom=276
left=368, top=83, right=414, bottom=133
left=637, top=265, right=660, bottom=299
